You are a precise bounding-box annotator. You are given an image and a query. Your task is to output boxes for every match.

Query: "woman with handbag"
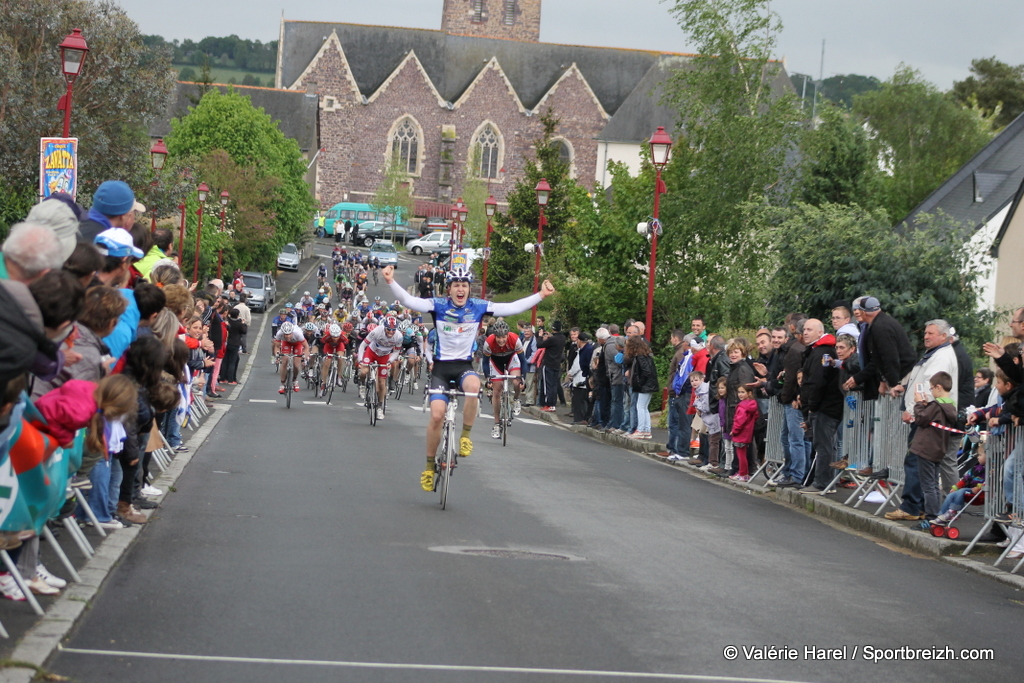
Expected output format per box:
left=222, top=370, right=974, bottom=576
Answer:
left=627, top=336, right=659, bottom=439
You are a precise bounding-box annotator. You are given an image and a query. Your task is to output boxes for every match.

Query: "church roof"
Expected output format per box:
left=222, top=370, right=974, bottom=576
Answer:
left=150, top=82, right=320, bottom=153
left=279, top=20, right=664, bottom=113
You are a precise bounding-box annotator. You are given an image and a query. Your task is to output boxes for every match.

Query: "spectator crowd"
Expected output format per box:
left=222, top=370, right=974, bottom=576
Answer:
left=0, top=180, right=251, bottom=604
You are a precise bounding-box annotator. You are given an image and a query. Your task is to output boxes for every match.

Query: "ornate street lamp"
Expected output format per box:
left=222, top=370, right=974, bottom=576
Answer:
left=217, top=190, right=230, bottom=280
left=57, top=29, right=89, bottom=138
left=531, top=178, right=551, bottom=326
left=642, top=127, right=672, bottom=342
left=193, top=182, right=209, bottom=282
left=481, top=195, right=497, bottom=300
left=149, top=139, right=168, bottom=232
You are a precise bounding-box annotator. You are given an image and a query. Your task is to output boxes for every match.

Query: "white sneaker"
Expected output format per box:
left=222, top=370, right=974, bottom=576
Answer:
left=358, top=385, right=366, bottom=399
left=99, top=518, right=124, bottom=530
left=28, top=577, right=59, bottom=595
left=413, top=381, right=418, bottom=390
left=376, top=407, right=385, bottom=420
left=512, top=399, right=522, bottom=416
left=0, top=574, right=26, bottom=601
left=36, top=564, right=67, bottom=589
left=491, top=425, right=502, bottom=439
left=141, top=484, right=163, bottom=497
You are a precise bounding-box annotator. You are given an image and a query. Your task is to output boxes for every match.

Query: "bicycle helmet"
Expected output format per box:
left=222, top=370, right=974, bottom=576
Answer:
left=491, top=320, right=510, bottom=336
left=366, top=323, right=378, bottom=333
left=319, top=288, right=325, bottom=294
left=328, top=324, right=341, bottom=337
left=303, top=322, right=317, bottom=332
left=285, top=302, right=294, bottom=309
left=446, top=267, right=472, bottom=284
left=342, top=322, right=354, bottom=333
left=397, top=319, right=411, bottom=332
left=280, top=321, right=295, bottom=336
left=373, top=296, right=382, bottom=303
left=317, top=303, right=326, bottom=310
left=304, top=291, right=310, bottom=296
left=383, top=316, right=398, bottom=331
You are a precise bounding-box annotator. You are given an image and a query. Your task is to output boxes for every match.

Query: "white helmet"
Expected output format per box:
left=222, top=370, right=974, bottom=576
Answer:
left=281, top=321, right=295, bottom=336
left=328, top=324, right=341, bottom=337
left=304, top=291, right=310, bottom=296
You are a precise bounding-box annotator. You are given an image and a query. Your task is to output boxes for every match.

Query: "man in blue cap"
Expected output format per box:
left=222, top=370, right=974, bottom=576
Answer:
left=93, top=227, right=145, bottom=360
left=79, top=180, right=138, bottom=242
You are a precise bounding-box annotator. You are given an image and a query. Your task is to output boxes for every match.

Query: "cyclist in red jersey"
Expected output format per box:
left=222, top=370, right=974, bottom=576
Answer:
left=317, top=323, right=349, bottom=392
left=483, top=319, right=525, bottom=438
left=274, top=321, right=309, bottom=393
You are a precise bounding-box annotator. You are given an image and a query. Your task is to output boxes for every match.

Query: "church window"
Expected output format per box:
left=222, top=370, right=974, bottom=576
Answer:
left=391, top=118, right=419, bottom=175
left=476, top=125, right=501, bottom=179
left=503, top=1, right=516, bottom=25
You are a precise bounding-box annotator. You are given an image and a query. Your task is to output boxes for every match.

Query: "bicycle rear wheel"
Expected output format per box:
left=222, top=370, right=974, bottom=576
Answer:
left=368, top=377, right=377, bottom=426
left=394, top=367, right=405, bottom=401
left=439, top=424, right=455, bottom=509
left=285, top=362, right=293, bottom=409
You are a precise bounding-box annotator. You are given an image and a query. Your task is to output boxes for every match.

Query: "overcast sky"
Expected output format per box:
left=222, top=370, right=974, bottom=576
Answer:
left=115, top=0, right=1024, bottom=89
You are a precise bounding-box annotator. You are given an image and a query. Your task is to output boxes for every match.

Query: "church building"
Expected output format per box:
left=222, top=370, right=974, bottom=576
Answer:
left=273, top=1, right=788, bottom=212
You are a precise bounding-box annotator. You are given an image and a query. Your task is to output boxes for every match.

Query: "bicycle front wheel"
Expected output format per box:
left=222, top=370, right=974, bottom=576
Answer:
left=285, top=362, right=293, bottom=409
left=368, top=379, right=377, bottom=426
left=394, top=368, right=405, bottom=401
left=439, top=422, right=456, bottom=509
left=326, top=361, right=337, bottom=405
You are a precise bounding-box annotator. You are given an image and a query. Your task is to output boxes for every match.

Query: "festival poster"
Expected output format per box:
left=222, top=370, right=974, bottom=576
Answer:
left=451, top=251, right=469, bottom=270
left=39, top=137, right=78, bottom=200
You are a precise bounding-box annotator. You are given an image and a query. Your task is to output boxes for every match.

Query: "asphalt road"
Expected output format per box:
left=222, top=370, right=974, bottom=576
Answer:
left=47, top=248, right=1024, bottom=683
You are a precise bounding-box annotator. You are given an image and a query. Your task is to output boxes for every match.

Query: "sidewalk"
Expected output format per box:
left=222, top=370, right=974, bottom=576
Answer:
left=522, top=404, right=1024, bottom=591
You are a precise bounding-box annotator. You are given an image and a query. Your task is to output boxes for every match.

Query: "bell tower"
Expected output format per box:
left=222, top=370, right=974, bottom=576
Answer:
left=441, top=0, right=541, bottom=43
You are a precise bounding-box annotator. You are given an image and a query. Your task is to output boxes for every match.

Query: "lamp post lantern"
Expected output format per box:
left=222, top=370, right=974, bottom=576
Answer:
left=643, top=126, right=672, bottom=342
left=217, top=190, right=230, bottom=280
left=482, top=195, right=497, bottom=300
left=531, top=178, right=550, bottom=326
left=57, top=29, right=89, bottom=138
left=193, top=182, right=209, bottom=283
left=149, top=139, right=168, bottom=232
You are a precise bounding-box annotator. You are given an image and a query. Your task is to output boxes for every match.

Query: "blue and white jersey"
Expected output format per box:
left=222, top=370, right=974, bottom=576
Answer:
left=389, top=281, right=543, bottom=363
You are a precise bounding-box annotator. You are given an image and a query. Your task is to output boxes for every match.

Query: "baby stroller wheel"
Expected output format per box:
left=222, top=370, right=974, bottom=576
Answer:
left=945, top=526, right=960, bottom=540
left=930, top=524, right=946, bottom=537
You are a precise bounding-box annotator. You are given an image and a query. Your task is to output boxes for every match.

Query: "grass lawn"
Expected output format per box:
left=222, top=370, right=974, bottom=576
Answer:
left=174, top=64, right=276, bottom=88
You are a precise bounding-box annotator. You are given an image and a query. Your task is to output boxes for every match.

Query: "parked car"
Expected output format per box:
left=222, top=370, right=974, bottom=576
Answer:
left=368, top=240, right=399, bottom=268
left=276, top=242, right=301, bottom=271
left=406, top=230, right=452, bottom=255
left=353, top=223, right=422, bottom=247
left=240, top=271, right=277, bottom=312
left=422, top=217, right=449, bottom=232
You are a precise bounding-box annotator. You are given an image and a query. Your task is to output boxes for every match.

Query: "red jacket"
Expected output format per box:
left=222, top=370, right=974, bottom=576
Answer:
left=692, top=348, right=709, bottom=375
left=730, top=398, right=759, bottom=444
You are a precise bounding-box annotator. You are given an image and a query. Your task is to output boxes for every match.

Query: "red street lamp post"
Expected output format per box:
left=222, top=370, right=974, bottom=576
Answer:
left=217, top=190, right=230, bottom=280
left=641, top=126, right=673, bottom=343
left=457, top=199, right=468, bottom=249
left=57, top=29, right=89, bottom=138
left=178, top=202, right=186, bottom=267
left=531, top=178, right=550, bottom=326
left=449, top=202, right=459, bottom=255
left=149, top=139, right=168, bottom=232
left=193, top=182, right=209, bottom=283
left=481, top=195, right=497, bottom=300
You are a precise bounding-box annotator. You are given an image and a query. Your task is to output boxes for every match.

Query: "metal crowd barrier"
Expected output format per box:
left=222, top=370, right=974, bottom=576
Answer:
left=753, top=400, right=785, bottom=485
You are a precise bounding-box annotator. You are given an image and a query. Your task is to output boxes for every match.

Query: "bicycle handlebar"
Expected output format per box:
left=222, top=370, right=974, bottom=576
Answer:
left=434, top=389, right=483, bottom=398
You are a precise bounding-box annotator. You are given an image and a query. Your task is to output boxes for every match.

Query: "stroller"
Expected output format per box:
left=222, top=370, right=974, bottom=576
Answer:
left=927, top=428, right=987, bottom=540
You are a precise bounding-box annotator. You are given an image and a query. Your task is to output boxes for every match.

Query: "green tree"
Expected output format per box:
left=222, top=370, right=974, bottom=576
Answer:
left=179, top=66, right=197, bottom=81
left=951, top=57, right=1024, bottom=129
left=166, top=89, right=315, bottom=271
left=0, top=0, right=176, bottom=204
left=487, top=110, right=571, bottom=293
left=852, top=65, right=994, bottom=221
left=651, top=0, right=803, bottom=333
left=790, top=73, right=882, bottom=110
left=799, top=104, right=877, bottom=206
left=752, top=201, right=993, bottom=351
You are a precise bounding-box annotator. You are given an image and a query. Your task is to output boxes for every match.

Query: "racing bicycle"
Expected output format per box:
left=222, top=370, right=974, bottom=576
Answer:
left=363, top=361, right=387, bottom=426
left=432, top=388, right=482, bottom=509
left=278, top=352, right=304, bottom=409
left=491, top=374, right=520, bottom=447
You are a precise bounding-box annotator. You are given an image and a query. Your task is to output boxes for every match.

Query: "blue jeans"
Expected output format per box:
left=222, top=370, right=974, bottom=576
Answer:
left=84, top=457, right=113, bottom=522
left=623, top=389, right=639, bottom=432
left=109, top=457, right=123, bottom=518
left=594, top=383, right=611, bottom=427
left=666, top=395, right=681, bottom=452
left=1004, top=441, right=1022, bottom=506
left=939, top=488, right=972, bottom=516
left=899, top=451, right=924, bottom=515
left=609, top=384, right=625, bottom=431
left=160, top=410, right=182, bottom=448
left=782, top=405, right=808, bottom=484
left=636, top=393, right=652, bottom=433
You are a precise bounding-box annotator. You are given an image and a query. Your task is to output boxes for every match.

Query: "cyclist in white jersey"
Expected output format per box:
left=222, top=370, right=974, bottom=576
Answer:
left=382, top=264, right=555, bottom=491
left=357, top=315, right=404, bottom=418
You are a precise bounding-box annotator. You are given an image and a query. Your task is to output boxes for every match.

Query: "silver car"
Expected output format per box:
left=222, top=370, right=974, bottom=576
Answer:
left=276, top=242, right=301, bottom=271
left=240, top=271, right=277, bottom=313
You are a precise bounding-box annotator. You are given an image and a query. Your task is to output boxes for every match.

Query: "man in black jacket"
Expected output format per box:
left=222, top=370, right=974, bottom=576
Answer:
left=799, top=319, right=843, bottom=493
left=536, top=322, right=565, bottom=411
left=775, top=317, right=808, bottom=487
left=846, top=297, right=916, bottom=400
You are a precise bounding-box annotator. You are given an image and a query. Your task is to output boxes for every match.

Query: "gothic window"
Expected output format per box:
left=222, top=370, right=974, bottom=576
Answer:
left=475, top=124, right=501, bottom=179
left=503, top=0, right=516, bottom=25
left=391, top=118, right=420, bottom=175
left=550, top=138, right=574, bottom=177
left=472, top=0, right=484, bottom=23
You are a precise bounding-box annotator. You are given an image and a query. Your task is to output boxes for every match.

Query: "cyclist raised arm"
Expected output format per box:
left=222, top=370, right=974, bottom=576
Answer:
left=381, top=264, right=556, bottom=491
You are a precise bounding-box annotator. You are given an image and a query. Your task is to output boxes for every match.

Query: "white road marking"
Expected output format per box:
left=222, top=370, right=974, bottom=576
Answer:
left=303, top=401, right=328, bottom=405
left=56, top=647, right=815, bottom=682
left=248, top=399, right=277, bottom=404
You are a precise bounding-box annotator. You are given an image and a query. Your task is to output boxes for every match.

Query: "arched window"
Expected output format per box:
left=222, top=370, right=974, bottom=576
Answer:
left=391, top=118, right=419, bottom=175
left=476, top=124, right=501, bottom=179
left=550, top=137, right=574, bottom=177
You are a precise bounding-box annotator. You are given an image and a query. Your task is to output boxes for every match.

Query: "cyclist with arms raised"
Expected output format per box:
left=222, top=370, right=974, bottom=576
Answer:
left=382, top=264, right=555, bottom=491
left=483, top=319, right=525, bottom=438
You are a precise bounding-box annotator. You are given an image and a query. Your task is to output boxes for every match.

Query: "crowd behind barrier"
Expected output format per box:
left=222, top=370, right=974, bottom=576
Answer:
left=0, top=181, right=253, bottom=634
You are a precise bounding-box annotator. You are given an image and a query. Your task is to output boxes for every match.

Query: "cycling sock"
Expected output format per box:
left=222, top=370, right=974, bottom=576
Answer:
left=461, top=425, right=472, bottom=439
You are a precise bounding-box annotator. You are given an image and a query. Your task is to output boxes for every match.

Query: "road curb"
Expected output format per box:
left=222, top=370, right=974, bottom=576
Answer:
left=523, top=406, right=1018, bottom=583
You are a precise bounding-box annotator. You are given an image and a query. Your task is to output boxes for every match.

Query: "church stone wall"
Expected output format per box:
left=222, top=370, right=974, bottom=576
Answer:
left=441, top=0, right=542, bottom=43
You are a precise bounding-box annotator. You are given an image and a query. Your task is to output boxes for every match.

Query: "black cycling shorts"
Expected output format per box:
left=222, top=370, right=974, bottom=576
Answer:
left=428, top=360, right=477, bottom=402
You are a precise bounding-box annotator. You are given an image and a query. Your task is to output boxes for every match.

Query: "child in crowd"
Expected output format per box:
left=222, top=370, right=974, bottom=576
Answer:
left=714, top=376, right=731, bottom=476
left=933, top=448, right=985, bottom=524
left=729, top=385, right=759, bottom=482
left=910, top=371, right=957, bottom=522
left=84, top=375, right=138, bottom=530
left=967, top=369, right=1018, bottom=437
left=676, top=371, right=708, bottom=463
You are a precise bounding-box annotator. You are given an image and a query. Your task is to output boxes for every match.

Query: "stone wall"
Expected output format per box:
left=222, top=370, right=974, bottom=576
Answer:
left=441, top=0, right=542, bottom=43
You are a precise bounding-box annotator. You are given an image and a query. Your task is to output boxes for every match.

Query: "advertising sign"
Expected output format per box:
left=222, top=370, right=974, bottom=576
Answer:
left=39, top=137, right=78, bottom=199
left=450, top=251, right=469, bottom=270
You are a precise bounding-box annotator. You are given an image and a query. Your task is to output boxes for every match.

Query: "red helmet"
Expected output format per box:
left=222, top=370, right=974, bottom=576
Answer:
left=383, top=316, right=398, bottom=331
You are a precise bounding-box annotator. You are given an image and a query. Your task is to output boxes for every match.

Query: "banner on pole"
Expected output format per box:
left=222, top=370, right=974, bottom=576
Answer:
left=451, top=251, right=469, bottom=270
left=39, top=137, right=79, bottom=200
